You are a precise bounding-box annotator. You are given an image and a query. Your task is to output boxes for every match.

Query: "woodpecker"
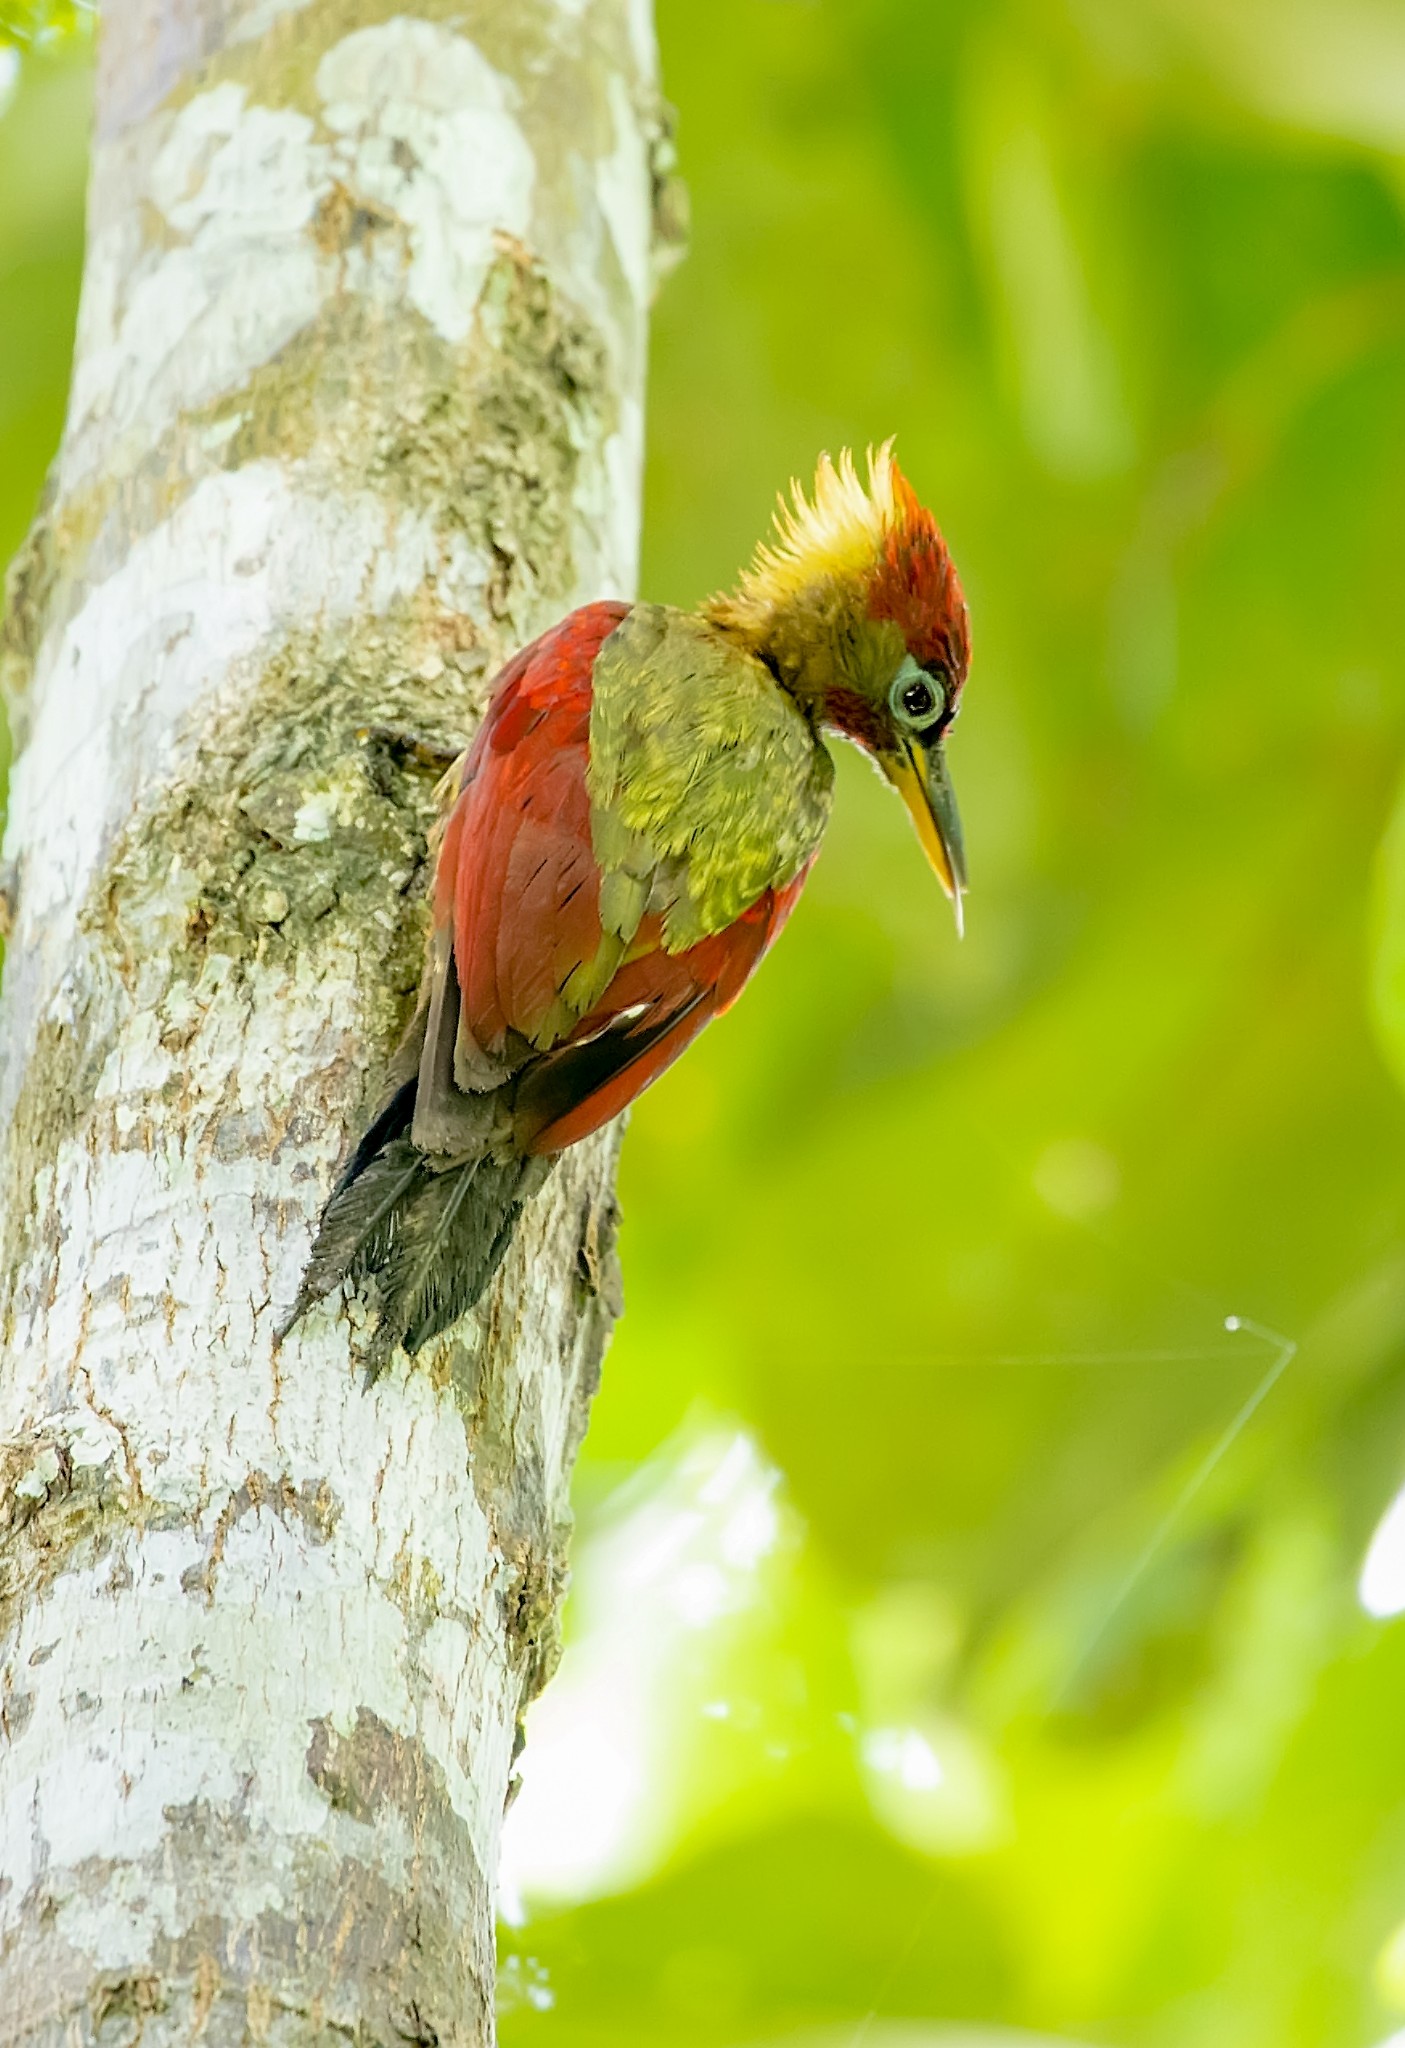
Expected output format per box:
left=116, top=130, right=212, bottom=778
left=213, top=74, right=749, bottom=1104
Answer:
left=293, top=444, right=970, bottom=1364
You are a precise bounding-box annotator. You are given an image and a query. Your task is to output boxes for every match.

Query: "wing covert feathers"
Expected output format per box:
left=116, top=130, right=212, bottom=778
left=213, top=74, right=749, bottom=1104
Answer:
left=585, top=604, right=833, bottom=952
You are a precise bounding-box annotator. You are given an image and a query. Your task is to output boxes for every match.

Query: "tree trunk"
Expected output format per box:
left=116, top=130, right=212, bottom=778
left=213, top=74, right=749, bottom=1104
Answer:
left=0, top=2, right=673, bottom=2039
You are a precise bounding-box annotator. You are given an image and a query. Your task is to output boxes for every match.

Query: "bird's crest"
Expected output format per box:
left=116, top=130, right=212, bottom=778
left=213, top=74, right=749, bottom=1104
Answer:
left=738, top=441, right=923, bottom=607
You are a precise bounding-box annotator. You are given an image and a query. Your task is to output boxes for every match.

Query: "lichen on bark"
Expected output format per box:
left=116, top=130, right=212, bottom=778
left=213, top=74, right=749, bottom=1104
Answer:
left=0, top=1, right=657, bottom=2041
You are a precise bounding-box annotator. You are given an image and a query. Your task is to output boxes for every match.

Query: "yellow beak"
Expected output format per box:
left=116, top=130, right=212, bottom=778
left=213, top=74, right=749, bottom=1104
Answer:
left=885, top=738, right=968, bottom=936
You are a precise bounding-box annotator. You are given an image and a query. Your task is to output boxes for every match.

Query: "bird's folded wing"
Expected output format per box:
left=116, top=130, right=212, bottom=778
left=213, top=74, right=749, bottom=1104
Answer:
left=512, top=873, right=810, bottom=1152
left=416, top=598, right=814, bottom=1158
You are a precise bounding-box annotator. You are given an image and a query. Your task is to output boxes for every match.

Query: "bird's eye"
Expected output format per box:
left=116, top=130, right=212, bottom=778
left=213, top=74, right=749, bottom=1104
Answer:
left=889, top=666, right=946, bottom=731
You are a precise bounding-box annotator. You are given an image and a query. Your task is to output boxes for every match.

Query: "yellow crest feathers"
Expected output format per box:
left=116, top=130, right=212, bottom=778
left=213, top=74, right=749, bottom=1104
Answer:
left=738, top=441, right=913, bottom=606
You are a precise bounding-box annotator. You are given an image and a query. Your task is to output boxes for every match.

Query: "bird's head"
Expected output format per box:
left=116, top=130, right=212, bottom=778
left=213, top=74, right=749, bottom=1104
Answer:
left=708, top=443, right=971, bottom=930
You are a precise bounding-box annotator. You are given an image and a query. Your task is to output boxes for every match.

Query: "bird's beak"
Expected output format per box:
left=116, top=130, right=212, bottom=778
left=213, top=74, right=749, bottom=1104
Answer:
left=885, top=736, right=968, bottom=935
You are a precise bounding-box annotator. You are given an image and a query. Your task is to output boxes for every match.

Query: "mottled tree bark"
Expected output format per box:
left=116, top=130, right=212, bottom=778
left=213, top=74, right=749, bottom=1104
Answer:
left=0, top=2, right=675, bottom=2040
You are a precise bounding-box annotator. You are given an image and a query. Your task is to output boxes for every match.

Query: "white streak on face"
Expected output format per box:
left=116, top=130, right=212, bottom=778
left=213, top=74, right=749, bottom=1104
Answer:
left=316, top=21, right=535, bottom=343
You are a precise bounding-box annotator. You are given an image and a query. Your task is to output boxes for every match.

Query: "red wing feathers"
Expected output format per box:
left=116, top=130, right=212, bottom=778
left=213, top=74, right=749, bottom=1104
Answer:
left=517, top=860, right=813, bottom=1154
left=445, top=603, right=625, bottom=1062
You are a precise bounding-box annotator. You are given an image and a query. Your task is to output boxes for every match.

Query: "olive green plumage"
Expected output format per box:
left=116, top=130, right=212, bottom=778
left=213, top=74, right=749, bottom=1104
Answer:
left=587, top=605, right=835, bottom=953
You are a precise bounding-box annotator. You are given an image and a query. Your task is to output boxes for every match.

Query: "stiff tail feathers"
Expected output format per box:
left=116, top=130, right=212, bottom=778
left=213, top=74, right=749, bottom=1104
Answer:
left=286, top=1131, right=545, bottom=1376
left=376, top=1151, right=538, bottom=1359
left=292, top=1136, right=425, bottom=1316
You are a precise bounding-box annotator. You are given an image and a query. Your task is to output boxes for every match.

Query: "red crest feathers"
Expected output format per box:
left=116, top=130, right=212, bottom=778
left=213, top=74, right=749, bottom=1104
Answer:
left=866, top=466, right=970, bottom=691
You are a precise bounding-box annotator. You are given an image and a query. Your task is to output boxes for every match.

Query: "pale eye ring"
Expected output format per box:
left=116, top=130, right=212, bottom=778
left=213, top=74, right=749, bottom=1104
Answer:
left=890, top=667, right=946, bottom=730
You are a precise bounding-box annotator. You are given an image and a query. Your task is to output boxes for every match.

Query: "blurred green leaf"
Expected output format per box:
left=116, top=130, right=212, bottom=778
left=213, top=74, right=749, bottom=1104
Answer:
left=1374, top=771, right=1405, bottom=1095
left=0, top=1, right=94, bottom=52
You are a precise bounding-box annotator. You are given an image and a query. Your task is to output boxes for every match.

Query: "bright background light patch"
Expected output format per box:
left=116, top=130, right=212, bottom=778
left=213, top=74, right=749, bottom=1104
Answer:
left=499, top=1425, right=786, bottom=1915
left=1360, top=1481, right=1405, bottom=1617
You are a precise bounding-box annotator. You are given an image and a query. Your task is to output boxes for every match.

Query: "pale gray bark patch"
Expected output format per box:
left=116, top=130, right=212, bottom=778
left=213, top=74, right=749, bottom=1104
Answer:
left=0, top=0, right=655, bottom=2040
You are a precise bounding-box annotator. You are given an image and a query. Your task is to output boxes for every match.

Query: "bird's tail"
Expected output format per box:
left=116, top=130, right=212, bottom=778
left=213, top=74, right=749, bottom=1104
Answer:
left=287, top=1108, right=548, bottom=1374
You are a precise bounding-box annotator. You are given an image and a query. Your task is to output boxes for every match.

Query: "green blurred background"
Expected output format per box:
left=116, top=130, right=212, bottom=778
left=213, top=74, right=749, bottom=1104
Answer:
left=6, top=3, right=1405, bottom=2044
